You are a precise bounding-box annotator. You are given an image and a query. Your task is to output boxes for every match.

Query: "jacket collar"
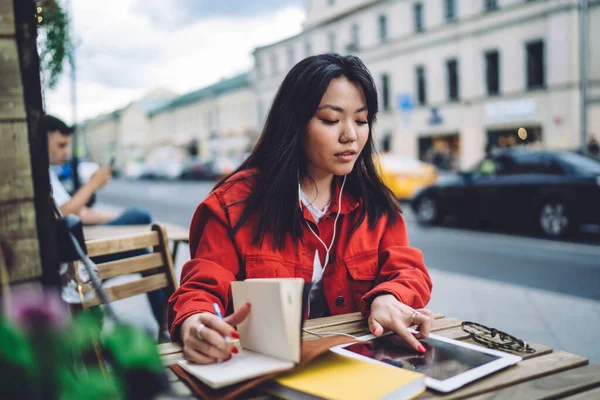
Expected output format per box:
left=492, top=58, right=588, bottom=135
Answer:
left=300, top=176, right=360, bottom=222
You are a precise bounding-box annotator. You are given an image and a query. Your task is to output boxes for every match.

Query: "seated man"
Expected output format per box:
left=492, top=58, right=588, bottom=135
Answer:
left=45, top=115, right=151, bottom=226
left=47, top=115, right=165, bottom=337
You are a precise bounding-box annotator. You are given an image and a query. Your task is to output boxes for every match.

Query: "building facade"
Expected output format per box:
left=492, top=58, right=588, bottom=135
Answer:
left=149, top=73, right=257, bottom=161
left=253, top=0, right=600, bottom=170
left=79, top=110, right=121, bottom=165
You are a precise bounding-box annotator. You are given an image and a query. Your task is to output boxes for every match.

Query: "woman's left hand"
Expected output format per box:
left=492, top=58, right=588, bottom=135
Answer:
left=368, top=294, right=434, bottom=353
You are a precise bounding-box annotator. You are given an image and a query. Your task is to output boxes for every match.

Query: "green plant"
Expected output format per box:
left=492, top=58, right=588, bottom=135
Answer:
left=36, top=0, right=74, bottom=89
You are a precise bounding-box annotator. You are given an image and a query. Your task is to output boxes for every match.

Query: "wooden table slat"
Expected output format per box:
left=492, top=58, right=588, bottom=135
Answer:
left=418, top=351, right=589, bottom=400
left=434, top=326, right=471, bottom=341
left=432, top=317, right=463, bottom=332
left=305, top=311, right=445, bottom=331
left=468, top=363, right=600, bottom=400
left=158, top=342, right=183, bottom=356
left=83, top=223, right=188, bottom=242
left=162, top=352, right=186, bottom=366
left=459, top=338, right=552, bottom=361
left=562, top=386, right=600, bottom=400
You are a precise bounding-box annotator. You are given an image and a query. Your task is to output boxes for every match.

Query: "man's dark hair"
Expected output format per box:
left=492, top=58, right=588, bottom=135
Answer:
left=216, top=53, right=401, bottom=249
left=43, top=115, right=73, bottom=136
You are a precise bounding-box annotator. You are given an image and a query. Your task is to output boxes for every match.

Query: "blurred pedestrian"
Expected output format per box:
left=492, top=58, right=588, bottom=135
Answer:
left=44, top=115, right=152, bottom=226
left=587, top=135, right=599, bottom=157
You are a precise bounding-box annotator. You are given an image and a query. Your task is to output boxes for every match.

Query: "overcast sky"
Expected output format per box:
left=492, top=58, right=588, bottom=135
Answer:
left=44, top=0, right=305, bottom=124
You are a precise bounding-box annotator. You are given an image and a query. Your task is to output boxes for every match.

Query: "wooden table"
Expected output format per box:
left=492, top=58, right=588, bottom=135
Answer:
left=83, top=222, right=189, bottom=261
left=158, top=312, right=600, bottom=399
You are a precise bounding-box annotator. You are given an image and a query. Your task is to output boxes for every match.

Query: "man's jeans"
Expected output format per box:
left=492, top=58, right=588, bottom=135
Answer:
left=105, top=207, right=153, bottom=226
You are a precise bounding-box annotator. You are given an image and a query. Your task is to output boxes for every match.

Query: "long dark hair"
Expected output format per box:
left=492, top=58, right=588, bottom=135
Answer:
left=215, top=53, right=400, bottom=249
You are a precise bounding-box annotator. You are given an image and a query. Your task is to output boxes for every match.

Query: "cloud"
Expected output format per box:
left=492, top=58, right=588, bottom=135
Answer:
left=132, top=0, right=304, bottom=29
left=43, top=0, right=305, bottom=124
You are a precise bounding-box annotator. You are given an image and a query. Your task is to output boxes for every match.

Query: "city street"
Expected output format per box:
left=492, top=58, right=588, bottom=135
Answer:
left=97, top=178, right=600, bottom=302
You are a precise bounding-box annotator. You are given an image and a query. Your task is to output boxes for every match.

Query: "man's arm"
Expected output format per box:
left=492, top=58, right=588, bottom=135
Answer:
left=78, top=206, right=115, bottom=225
left=58, top=166, right=112, bottom=218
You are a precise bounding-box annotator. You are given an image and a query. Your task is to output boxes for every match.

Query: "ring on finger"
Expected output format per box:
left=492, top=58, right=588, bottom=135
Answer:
left=196, top=323, right=207, bottom=341
left=410, top=310, right=420, bottom=325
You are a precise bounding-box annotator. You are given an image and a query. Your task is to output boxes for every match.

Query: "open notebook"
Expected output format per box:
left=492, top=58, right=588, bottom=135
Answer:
left=177, top=278, right=308, bottom=389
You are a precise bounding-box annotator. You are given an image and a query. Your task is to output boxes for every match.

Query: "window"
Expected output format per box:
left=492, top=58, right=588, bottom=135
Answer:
left=446, top=59, right=459, bottom=101
left=526, top=40, right=545, bottom=89
left=328, top=32, right=336, bottom=52
left=270, top=53, right=278, bottom=76
left=510, top=153, right=564, bottom=175
left=351, top=23, right=360, bottom=50
left=381, top=74, right=391, bottom=111
left=305, top=40, right=312, bottom=56
left=287, top=47, right=295, bottom=67
left=485, top=50, right=500, bottom=96
left=484, top=0, right=498, bottom=12
left=378, top=14, right=388, bottom=42
left=445, top=0, right=456, bottom=22
left=414, top=3, right=424, bottom=32
left=416, top=66, right=426, bottom=105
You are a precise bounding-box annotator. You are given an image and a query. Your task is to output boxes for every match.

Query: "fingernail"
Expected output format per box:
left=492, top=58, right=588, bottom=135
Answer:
left=245, top=302, right=251, bottom=308
left=226, top=355, right=232, bottom=361
left=418, top=344, right=426, bottom=353
left=231, top=347, right=239, bottom=354
left=231, top=331, right=240, bottom=339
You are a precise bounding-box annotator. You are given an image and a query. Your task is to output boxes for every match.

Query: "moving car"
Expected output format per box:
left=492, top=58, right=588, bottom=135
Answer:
left=377, top=154, right=438, bottom=200
left=411, top=148, right=600, bottom=238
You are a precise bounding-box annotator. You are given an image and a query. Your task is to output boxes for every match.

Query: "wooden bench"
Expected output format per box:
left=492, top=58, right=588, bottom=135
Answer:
left=83, top=222, right=189, bottom=262
left=159, top=312, right=600, bottom=399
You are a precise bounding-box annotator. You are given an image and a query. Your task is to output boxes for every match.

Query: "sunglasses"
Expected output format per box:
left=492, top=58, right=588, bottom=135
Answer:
left=461, top=321, right=535, bottom=354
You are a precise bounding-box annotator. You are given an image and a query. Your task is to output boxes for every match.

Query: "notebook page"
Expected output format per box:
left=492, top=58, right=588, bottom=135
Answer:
left=177, top=349, right=294, bottom=389
left=279, top=279, right=304, bottom=363
left=231, top=279, right=298, bottom=362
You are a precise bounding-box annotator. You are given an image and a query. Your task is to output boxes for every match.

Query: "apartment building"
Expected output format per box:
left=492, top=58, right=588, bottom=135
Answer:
left=253, top=0, right=599, bottom=170
left=149, top=73, right=257, bottom=161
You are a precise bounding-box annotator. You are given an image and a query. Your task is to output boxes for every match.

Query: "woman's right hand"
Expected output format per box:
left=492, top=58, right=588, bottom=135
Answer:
left=180, top=303, right=251, bottom=364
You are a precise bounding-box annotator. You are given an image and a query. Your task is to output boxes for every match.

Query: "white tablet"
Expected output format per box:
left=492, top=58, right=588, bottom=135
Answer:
left=330, top=332, right=522, bottom=393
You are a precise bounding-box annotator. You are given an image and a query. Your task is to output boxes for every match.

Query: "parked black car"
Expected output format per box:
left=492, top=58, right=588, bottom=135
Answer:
left=411, top=148, right=600, bottom=238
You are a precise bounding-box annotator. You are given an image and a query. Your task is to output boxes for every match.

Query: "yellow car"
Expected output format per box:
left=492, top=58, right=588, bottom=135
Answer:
left=376, top=154, right=438, bottom=200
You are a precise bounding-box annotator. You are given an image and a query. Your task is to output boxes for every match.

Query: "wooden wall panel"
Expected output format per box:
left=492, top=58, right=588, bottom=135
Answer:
left=0, top=38, right=26, bottom=120
left=0, top=201, right=41, bottom=282
left=0, top=1, right=15, bottom=36
left=0, top=122, right=34, bottom=202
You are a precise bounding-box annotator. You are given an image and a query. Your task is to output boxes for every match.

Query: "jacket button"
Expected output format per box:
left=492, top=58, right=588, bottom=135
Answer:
left=335, top=296, right=345, bottom=306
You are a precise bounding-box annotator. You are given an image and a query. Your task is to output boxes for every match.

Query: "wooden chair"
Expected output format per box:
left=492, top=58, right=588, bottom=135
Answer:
left=80, top=224, right=178, bottom=333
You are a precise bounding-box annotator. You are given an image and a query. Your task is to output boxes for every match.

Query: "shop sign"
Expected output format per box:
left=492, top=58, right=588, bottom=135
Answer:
left=485, top=99, right=537, bottom=123
left=396, top=93, right=414, bottom=111
left=427, top=108, right=443, bottom=125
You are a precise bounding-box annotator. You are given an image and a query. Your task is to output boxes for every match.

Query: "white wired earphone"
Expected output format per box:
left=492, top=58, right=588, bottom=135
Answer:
left=298, top=174, right=347, bottom=269
left=299, top=175, right=364, bottom=340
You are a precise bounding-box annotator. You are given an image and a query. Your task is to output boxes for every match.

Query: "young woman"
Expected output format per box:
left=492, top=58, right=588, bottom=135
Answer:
left=168, top=54, right=433, bottom=365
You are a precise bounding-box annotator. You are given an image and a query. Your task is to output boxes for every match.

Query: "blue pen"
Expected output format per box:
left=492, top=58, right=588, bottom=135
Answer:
left=213, top=303, right=238, bottom=344
left=213, top=302, right=225, bottom=320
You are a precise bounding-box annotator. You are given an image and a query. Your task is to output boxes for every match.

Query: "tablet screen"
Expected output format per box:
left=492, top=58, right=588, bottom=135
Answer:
left=343, top=335, right=500, bottom=381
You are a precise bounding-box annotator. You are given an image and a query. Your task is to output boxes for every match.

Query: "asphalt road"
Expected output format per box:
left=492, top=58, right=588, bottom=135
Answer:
left=97, top=179, right=600, bottom=302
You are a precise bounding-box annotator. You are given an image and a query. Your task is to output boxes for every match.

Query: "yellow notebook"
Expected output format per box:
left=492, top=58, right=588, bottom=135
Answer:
left=270, top=352, right=425, bottom=400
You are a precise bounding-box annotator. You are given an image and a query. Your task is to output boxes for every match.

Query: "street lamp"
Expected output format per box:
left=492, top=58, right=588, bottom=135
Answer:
left=580, top=0, right=589, bottom=153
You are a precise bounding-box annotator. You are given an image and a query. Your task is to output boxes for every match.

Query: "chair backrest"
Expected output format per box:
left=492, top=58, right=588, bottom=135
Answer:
left=82, top=224, right=178, bottom=309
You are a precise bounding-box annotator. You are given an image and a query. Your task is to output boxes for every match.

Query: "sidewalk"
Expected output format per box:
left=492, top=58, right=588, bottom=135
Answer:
left=427, top=268, right=600, bottom=363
